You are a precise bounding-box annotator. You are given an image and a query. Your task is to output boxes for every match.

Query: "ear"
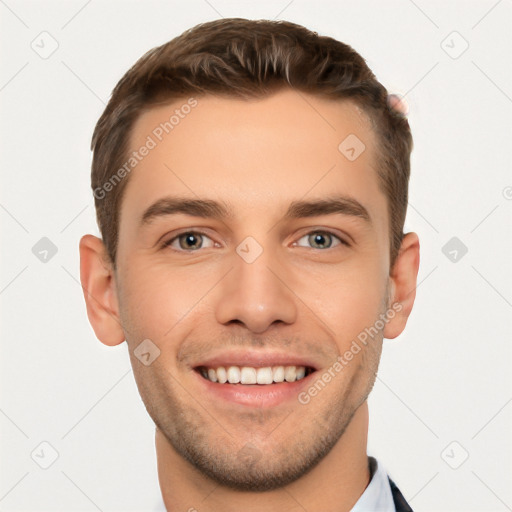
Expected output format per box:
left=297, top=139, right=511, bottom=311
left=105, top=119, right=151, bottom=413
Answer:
left=79, top=234, right=125, bottom=346
left=383, top=232, right=420, bottom=339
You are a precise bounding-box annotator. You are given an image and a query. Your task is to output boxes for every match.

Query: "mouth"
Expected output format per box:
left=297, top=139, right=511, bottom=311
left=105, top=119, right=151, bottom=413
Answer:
left=192, top=360, right=319, bottom=408
left=194, top=365, right=316, bottom=385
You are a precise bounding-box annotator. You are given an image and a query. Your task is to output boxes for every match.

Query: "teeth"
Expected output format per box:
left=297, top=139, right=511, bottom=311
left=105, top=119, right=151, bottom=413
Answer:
left=240, top=367, right=257, bottom=384
left=217, top=366, right=227, bottom=384
left=200, top=365, right=310, bottom=385
left=284, top=366, right=296, bottom=382
left=295, top=366, right=306, bottom=380
left=272, top=366, right=285, bottom=383
left=256, top=367, right=273, bottom=384
left=227, top=366, right=241, bottom=384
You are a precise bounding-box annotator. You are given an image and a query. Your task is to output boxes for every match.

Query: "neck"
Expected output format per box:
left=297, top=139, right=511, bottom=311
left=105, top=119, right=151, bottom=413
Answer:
left=156, top=402, right=371, bottom=512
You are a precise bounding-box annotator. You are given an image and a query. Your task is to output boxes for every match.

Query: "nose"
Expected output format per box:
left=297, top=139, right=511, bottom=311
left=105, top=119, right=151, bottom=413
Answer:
left=214, top=244, right=297, bottom=334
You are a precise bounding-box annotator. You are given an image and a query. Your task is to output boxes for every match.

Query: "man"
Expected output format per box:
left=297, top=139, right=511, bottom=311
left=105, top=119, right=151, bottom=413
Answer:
left=79, top=18, right=419, bottom=511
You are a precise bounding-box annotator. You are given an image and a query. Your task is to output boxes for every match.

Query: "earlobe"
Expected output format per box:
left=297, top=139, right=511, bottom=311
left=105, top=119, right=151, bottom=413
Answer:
left=79, top=234, right=126, bottom=346
left=383, top=232, right=420, bottom=339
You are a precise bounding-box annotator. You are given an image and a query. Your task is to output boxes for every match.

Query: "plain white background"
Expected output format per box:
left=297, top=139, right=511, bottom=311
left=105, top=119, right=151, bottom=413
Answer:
left=1, top=1, right=511, bottom=511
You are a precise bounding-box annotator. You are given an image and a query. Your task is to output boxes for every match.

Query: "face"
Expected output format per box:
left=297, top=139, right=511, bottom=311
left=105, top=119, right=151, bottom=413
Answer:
left=113, top=90, right=394, bottom=490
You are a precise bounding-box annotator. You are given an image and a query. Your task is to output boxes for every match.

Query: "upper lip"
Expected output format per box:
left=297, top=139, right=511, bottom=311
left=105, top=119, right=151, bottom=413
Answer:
left=192, top=350, right=321, bottom=371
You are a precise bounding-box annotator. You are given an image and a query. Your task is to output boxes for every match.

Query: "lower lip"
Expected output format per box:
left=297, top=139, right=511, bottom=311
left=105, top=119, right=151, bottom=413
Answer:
left=193, top=369, right=317, bottom=408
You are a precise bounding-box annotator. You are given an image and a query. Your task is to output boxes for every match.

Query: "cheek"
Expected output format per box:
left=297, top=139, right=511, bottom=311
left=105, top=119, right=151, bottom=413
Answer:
left=117, top=261, right=217, bottom=342
left=300, top=260, right=386, bottom=345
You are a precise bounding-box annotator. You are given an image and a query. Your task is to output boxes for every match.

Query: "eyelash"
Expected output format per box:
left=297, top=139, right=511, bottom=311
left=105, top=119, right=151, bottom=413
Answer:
left=160, top=229, right=350, bottom=252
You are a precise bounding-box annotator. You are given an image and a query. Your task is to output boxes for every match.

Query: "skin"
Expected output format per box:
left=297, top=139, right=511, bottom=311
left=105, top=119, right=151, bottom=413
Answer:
left=80, top=89, right=420, bottom=512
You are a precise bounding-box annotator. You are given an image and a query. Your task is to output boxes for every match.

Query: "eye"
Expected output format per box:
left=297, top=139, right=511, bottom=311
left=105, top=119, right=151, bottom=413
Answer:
left=162, top=231, right=216, bottom=251
left=294, top=230, right=348, bottom=250
left=161, top=229, right=349, bottom=253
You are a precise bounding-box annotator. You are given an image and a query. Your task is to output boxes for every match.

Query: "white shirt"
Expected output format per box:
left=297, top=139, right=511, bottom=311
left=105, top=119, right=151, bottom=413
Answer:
left=152, top=456, right=396, bottom=511
left=351, top=456, right=396, bottom=512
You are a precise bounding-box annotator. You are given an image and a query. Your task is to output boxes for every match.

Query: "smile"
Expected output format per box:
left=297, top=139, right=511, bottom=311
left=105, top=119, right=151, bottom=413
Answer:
left=192, top=364, right=319, bottom=408
left=196, top=365, right=315, bottom=385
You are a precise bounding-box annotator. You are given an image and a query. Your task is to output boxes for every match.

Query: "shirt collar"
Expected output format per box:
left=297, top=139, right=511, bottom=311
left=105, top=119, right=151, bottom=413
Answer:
left=350, top=456, right=395, bottom=512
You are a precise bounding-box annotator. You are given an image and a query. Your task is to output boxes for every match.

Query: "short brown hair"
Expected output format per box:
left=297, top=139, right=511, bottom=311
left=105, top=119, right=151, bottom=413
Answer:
left=91, top=18, right=413, bottom=269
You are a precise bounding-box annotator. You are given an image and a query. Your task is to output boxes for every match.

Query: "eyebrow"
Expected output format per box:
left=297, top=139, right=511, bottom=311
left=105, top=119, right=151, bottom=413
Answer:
left=139, top=195, right=372, bottom=226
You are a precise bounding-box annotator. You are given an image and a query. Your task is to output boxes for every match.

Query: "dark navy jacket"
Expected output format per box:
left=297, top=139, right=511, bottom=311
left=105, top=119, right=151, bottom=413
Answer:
left=388, top=477, right=413, bottom=512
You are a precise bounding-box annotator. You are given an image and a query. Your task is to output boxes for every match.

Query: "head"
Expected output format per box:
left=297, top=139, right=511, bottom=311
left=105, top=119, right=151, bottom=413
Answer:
left=80, top=18, right=419, bottom=492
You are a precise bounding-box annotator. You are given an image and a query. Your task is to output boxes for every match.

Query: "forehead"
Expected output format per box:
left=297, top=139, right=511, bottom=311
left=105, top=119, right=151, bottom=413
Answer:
left=121, top=90, right=386, bottom=234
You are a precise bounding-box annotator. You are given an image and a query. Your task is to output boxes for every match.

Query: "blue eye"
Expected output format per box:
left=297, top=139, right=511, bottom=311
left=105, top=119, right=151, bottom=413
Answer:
left=295, top=231, right=347, bottom=250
